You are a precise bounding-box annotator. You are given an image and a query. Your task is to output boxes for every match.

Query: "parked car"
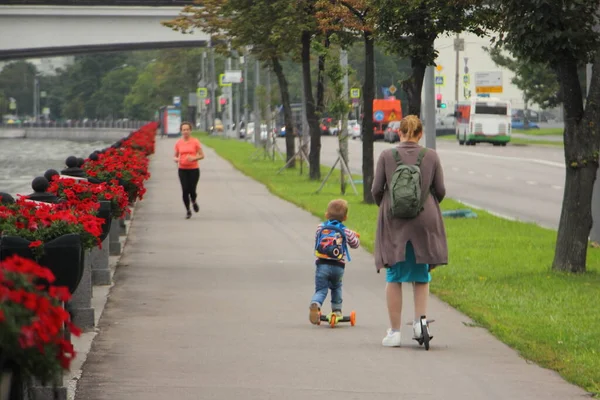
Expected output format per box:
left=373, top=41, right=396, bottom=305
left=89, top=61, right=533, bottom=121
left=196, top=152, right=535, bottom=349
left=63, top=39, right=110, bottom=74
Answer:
left=245, top=122, right=268, bottom=141
left=384, top=121, right=401, bottom=142
left=436, top=112, right=456, bottom=129
left=511, top=119, right=539, bottom=130
left=212, top=118, right=224, bottom=133
left=348, top=119, right=361, bottom=140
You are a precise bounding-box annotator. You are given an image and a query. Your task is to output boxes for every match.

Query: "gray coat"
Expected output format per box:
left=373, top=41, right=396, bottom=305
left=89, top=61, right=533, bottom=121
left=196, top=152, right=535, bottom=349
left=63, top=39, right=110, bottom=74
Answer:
left=371, top=142, right=448, bottom=272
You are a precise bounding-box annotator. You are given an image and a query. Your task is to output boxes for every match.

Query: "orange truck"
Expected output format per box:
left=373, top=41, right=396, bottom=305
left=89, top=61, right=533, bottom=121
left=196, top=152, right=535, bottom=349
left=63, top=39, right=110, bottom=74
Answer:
left=373, top=98, right=402, bottom=140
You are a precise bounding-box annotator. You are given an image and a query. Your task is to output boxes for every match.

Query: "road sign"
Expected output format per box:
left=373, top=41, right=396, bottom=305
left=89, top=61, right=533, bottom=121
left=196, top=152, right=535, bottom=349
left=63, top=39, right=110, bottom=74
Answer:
left=374, top=110, right=384, bottom=121
left=196, top=87, right=208, bottom=98
left=475, top=71, right=503, bottom=93
left=42, top=107, right=50, bottom=115
left=173, top=96, right=181, bottom=106
left=222, top=70, right=243, bottom=83
left=388, top=111, right=397, bottom=121
left=350, top=88, right=361, bottom=99
left=219, top=74, right=232, bottom=87
left=436, top=64, right=443, bottom=72
left=434, top=75, right=445, bottom=86
left=388, top=85, right=397, bottom=95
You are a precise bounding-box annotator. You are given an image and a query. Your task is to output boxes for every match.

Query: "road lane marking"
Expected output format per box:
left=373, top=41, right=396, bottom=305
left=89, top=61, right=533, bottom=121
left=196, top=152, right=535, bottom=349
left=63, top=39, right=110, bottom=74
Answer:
left=552, top=185, right=563, bottom=190
left=437, top=149, right=564, bottom=168
left=526, top=181, right=537, bottom=185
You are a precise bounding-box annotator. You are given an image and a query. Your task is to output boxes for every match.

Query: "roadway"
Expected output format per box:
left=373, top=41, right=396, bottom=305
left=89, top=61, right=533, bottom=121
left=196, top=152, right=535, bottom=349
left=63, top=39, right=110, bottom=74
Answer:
left=277, top=136, right=565, bottom=230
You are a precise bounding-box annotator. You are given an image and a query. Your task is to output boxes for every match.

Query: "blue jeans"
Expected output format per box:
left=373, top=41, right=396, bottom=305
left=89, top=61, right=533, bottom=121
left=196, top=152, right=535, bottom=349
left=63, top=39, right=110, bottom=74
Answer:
left=311, top=263, right=344, bottom=311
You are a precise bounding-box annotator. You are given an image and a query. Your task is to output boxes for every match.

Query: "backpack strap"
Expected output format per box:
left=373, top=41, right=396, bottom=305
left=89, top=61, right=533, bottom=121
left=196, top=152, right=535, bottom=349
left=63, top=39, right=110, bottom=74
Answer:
left=392, top=148, right=403, bottom=166
left=394, top=147, right=427, bottom=167
left=415, top=148, right=428, bottom=167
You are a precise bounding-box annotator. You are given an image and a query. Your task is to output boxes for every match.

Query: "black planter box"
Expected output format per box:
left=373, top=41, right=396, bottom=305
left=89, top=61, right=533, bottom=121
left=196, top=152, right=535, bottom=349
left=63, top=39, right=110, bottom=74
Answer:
left=0, top=234, right=84, bottom=294
left=97, top=200, right=112, bottom=242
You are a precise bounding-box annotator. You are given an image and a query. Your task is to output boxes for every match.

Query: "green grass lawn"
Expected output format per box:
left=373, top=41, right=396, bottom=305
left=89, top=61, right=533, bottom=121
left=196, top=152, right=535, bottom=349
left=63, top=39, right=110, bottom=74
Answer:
left=513, top=128, right=563, bottom=136
left=195, top=132, right=600, bottom=396
left=509, top=137, right=563, bottom=147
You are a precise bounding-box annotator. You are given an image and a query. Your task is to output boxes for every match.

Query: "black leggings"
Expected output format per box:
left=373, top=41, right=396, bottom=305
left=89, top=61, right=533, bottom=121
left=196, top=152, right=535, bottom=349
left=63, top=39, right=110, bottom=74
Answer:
left=178, top=168, right=200, bottom=210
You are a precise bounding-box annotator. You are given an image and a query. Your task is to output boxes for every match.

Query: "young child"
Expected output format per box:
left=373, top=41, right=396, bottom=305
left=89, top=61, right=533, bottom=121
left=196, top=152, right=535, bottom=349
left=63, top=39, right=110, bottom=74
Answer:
left=309, top=199, right=360, bottom=324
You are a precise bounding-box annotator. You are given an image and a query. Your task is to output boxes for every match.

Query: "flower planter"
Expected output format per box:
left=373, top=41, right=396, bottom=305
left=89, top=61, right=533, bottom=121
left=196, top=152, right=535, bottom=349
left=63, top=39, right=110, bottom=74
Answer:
left=0, top=369, right=11, bottom=400
left=0, top=358, right=23, bottom=400
left=97, top=200, right=112, bottom=242
left=0, top=234, right=83, bottom=294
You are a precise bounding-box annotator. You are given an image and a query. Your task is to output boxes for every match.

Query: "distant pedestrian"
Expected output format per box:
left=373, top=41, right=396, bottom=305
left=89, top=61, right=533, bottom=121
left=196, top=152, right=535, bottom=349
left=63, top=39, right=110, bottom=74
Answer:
left=309, top=199, right=360, bottom=324
left=371, top=115, right=448, bottom=347
left=174, top=122, right=204, bottom=219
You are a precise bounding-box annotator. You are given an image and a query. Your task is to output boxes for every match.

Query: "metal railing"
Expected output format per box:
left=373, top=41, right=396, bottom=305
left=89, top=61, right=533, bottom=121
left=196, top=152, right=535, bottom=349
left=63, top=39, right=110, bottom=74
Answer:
left=0, top=120, right=153, bottom=129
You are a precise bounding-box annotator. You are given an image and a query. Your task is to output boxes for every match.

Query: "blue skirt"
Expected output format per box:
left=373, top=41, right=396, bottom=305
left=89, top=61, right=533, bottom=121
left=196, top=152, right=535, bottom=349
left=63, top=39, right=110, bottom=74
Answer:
left=386, top=241, right=431, bottom=283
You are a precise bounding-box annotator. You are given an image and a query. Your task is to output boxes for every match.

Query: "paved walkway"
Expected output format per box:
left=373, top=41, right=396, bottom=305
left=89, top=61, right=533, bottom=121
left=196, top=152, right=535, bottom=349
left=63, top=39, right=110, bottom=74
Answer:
left=75, top=139, right=589, bottom=399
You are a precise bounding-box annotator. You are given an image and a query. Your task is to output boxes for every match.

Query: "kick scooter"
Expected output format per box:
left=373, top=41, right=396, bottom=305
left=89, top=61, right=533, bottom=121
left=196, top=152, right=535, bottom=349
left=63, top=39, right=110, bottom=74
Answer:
left=318, top=310, right=356, bottom=328
left=412, top=315, right=434, bottom=350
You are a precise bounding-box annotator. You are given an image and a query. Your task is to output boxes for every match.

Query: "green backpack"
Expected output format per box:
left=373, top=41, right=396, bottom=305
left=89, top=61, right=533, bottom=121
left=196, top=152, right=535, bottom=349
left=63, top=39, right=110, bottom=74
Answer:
left=389, top=147, right=428, bottom=219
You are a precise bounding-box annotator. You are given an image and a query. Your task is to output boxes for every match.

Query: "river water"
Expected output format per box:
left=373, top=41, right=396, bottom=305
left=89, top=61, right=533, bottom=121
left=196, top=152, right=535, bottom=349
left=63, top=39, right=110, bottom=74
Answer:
left=0, top=138, right=112, bottom=197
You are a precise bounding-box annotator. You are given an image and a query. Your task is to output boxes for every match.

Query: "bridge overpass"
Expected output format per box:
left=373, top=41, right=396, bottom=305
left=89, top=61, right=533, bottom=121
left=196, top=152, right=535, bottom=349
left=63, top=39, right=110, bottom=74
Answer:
left=0, top=4, right=209, bottom=60
left=1, top=1, right=196, bottom=4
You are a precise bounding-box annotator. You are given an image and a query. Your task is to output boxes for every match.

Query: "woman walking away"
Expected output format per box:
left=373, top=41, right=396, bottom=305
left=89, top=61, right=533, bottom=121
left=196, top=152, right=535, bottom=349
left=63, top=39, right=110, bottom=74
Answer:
left=371, top=115, right=448, bottom=347
left=174, top=122, right=204, bottom=219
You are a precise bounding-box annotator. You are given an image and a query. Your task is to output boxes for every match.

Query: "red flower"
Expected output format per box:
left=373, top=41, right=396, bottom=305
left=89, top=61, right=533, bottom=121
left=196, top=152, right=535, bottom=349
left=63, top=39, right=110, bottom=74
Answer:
left=28, top=240, right=43, bottom=248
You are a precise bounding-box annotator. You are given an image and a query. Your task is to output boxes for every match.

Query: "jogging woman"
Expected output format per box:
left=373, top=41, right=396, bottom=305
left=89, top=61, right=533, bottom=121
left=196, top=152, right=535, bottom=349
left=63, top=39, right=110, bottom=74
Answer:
left=174, top=122, right=204, bottom=219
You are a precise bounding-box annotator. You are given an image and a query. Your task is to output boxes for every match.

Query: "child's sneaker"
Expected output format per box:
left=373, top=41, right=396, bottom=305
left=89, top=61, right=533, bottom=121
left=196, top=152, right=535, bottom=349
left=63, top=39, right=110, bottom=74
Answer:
left=382, top=329, right=401, bottom=347
left=333, top=310, right=343, bottom=318
left=309, top=302, right=321, bottom=325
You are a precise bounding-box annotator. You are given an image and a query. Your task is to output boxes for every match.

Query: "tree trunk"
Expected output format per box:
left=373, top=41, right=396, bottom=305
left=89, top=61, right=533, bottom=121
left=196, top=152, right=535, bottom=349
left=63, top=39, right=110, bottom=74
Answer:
left=302, top=30, right=321, bottom=180
left=362, top=31, right=375, bottom=204
left=272, top=56, right=295, bottom=168
left=401, top=57, right=427, bottom=117
left=552, top=55, right=600, bottom=273
left=316, top=34, right=330, bottom=117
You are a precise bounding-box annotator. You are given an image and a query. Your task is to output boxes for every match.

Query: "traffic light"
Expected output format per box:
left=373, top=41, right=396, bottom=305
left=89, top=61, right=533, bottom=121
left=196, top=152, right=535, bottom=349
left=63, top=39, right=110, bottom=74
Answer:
left=204, top=99, right=211, bottom=105
left=219, top=97, right=227, bottom=105
left=436, top=93, right=442, bottom=108
left=441, top=103, right=447, bottom=109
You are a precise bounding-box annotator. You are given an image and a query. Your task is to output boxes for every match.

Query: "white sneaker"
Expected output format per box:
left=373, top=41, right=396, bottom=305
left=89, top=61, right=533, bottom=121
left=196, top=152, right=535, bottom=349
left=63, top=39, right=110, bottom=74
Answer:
left=382, top=329, right=401, bottom=347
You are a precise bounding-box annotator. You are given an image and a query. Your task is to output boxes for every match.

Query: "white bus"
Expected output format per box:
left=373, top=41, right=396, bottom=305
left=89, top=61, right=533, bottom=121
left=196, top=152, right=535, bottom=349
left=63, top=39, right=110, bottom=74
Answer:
left=455, top=97, right=512, bottom=146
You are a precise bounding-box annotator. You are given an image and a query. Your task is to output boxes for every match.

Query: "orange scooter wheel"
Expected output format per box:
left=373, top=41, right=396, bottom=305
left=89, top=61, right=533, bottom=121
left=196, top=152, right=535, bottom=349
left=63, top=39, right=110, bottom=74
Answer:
left=350, top=311, right=356, bottom=326
left=329, top=314, right=337, bottom=328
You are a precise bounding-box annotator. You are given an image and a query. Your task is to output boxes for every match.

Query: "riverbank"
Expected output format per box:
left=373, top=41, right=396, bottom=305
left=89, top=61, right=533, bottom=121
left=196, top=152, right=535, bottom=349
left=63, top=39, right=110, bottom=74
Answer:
left=0, top=127, right=132, bottom=142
